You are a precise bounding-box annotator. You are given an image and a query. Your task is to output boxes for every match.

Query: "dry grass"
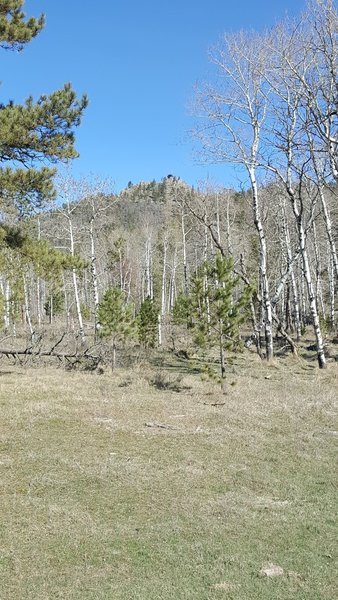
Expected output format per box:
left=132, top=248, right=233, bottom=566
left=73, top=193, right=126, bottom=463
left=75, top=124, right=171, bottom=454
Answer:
left=0, top=353, right=337, bottom=599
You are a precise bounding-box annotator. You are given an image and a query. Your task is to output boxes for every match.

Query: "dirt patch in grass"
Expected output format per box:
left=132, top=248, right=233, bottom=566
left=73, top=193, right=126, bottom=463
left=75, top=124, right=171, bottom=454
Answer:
left=0, top=357, right=337, bottom=599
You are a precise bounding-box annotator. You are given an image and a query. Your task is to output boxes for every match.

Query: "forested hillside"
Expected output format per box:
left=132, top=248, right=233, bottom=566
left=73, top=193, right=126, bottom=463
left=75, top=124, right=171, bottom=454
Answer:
left=0, top=0, right=337, bottom=372
left=1, top=172, right=337, bottom=371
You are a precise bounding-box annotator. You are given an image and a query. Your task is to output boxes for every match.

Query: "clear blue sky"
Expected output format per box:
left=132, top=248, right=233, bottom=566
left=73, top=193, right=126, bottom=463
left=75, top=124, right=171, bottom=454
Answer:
left=3, top=0, right=306, bottom=191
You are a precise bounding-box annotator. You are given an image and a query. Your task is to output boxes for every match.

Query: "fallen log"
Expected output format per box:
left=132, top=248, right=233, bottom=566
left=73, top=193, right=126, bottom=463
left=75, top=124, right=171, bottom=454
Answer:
left=0, top=346, right=102, bottom=366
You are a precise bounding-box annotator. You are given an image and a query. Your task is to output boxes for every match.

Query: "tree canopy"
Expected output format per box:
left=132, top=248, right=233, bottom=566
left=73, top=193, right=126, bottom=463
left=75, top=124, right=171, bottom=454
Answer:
left=0, top=0, right=44, bottom=50
left=0, top=1, right=88, bottom=219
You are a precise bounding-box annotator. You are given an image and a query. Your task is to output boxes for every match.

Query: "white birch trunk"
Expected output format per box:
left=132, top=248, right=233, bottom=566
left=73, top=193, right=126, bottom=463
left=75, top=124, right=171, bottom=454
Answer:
left=69, top=217, right=85, bottom=341
left=328, top=256, right=336, bottom=331
left=248, top=166, right=273, bottom=361
left=145, top=236, right=153, bottom=299
left=36, top=280, right=42, bottom=327
left=89, top=219, right=100, bottom=336
left=282, top=204, right=301, bottom=340
left=158, top=313, right=162, bottom=347
left=312, top=221, right=325, bottom=319
left=225, top=191, right=233, bottom=255
left=161, top=239, right=167, bottom=318
left=285, top=171, right=326, bottom=367
left=23, top=275, right=34, bottom=338
left=36, top=217, right=42, bottom=327
left=71, top=268, right=84, bottom=341
left=328, top=250, right=335, bottom=332
left=4, top=281, right=10, bottom=331
left=181, top=208, right=189, bottom=296
left=169, top=246, right=177, bottom=310
left=301, top=231, right=326, bottom=368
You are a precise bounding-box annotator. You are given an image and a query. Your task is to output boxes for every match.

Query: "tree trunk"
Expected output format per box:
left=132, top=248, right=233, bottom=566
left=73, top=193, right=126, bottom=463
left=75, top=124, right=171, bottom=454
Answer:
left=3, top=280, right=10, bottom=332
left=161, top=238, right=167, bottom=318
left=282, top=203, right=301, bottom=340
left=23, top=275, right=34, bottom=338
left=89, top=219, right=100, bottom=338
left=181, top=208, right=189, bottom=296
left=328, top=251, right=335, bottom=332
left=312, top=221, right=325, bottom=320
left=68, top=216, right=85, bottom=341
left=249, top=166, right=273, bottom=361
left=143, top=235, right=153, bottom=300
left=299, top=220, right=326, bottom=368
left=72, top=268, right=85, bottom=341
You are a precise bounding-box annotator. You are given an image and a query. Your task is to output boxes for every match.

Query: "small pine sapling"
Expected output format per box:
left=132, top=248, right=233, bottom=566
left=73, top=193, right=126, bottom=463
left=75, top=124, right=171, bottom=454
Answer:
left=177, top=253, right=252, bottom=384
left=97, top=288, right=134, bottom=370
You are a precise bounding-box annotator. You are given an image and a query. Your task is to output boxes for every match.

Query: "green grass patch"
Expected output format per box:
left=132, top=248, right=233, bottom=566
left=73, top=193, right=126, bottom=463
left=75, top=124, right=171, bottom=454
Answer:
left=0, top=360, right=337, bottom=599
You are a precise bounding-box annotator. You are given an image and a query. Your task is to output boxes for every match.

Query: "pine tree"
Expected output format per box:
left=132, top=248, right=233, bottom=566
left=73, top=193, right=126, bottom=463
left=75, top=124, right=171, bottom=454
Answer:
left=97, top=288, right=134, bottom=369
left=172, top=291, right=192, bottom=326
left=138, top=296, right=159, bottom=349
left=210, top=255, right=252, bottom=380
left=177, top=254, right=252, bottom=382
left=0, top=224, right=86, bottom=330
left=0, top=2, right=88, bottom=222
left=0, top=1, right=44, bottom=49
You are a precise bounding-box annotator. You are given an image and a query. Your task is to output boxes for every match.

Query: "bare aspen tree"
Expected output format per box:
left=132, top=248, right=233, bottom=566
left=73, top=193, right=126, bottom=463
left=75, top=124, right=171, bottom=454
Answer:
left=328, top=249, right=336, bottom=330
left=35, top=216, right=42, bottom=327
left=161, top=238, right=168, bottom=319
left=81, top=179, right=114, bottom=337
left=2, top=279, right=10, bottom=331
left=22, top=273, right=34, bottom=338
left=312, top=221, right=326, bottom=319
left=168, top=244, right=178, bottom=311
left=157, top=237, right=168, bottom=346
left=55, top=175, right=85, bottom=342
left=169, top=178, right=192, bottom=297
left=224, top=190, right=233, bottom=256
left=144, top=235, right=153, bottom=300
left=301, top=1, right=338, bottom=182
left=180, top=204, right=190, bottom=296
left=195, top=31, right=274, bottom=359
left=263, top=24, right=327, bottom=367
left=89, top=217, right=99, bottom=329
left=281, top=200, right=302, bottom=340
left=310, top=148, right=338, bottom=281
left=279, top=0, right=338, bottom=282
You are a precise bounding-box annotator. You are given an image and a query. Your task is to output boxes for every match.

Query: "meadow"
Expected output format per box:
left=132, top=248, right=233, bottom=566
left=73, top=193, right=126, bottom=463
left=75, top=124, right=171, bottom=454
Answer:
left=0, top=352, right=337, bottom=599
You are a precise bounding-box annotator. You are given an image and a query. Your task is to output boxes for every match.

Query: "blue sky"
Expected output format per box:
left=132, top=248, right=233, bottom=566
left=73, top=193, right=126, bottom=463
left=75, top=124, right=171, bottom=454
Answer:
left=4, top=0, right=306, bottom=191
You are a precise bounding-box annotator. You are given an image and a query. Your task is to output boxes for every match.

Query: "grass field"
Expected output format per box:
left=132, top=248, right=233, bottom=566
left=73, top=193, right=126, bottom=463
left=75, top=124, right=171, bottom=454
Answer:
left=0, top=353, right=337, bottom=599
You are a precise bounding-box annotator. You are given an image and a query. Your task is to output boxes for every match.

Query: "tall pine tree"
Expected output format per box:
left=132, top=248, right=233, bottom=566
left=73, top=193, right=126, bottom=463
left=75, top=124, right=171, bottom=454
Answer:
left=0, top=2, right=88, bottom=221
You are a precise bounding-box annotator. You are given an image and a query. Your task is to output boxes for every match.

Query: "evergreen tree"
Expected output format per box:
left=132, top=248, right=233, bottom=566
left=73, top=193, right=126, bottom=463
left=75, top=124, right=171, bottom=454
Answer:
left=138, top=296, right=158, bottom=349
left=210, top=255, right=252, bottom=379
left=0, top=1, right=88, bottom=222
left=172, top=291, right=192, bottom=326
left=177, top=254, right=252, bottom=381
left=97, top=288, right=134, bottom=369
left=0, top=223, right=86, bottom=331
left=0, top=1, right=44, bottom=49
